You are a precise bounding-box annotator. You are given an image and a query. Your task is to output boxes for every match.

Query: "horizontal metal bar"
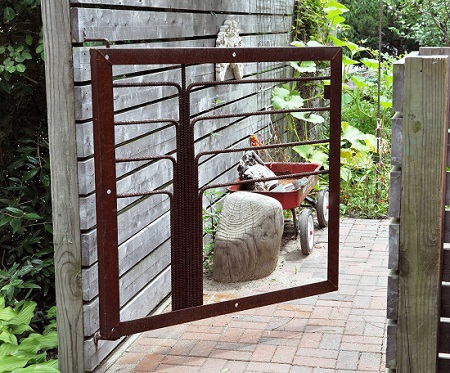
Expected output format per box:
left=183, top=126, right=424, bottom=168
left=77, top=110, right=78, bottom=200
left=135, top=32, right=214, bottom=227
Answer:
left=196, top=138, right=330, bottom=162
left=117, top=190, right=173, bottom=199
left=94, top=46, right=343, bottom=66
left=105, top=280, right=338, bottom=340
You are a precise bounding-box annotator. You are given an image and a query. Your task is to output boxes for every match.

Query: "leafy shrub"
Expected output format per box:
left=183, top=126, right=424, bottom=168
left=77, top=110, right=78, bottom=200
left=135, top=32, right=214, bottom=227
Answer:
left=0, top=296, right=58, bottom=372
left=273, top=0, right=393, bottom=219
left=1, top=0, right=54, bottom=325
left=0, top=134, right=54, bottom=311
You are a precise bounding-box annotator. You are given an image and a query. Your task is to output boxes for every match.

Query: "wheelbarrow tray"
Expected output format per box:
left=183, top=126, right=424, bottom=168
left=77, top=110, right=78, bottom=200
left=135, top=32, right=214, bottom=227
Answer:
left=228, top=162, right=321, bottom=210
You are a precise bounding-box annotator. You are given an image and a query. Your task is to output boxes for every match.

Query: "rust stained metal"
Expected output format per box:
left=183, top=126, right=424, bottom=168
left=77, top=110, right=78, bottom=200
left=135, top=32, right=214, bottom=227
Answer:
left=90, top=47, right=342, bottom=340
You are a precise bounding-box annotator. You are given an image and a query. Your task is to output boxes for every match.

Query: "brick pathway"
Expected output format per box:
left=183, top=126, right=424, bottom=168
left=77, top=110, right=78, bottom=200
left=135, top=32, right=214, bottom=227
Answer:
left=102, top=218, right=389, bottom=373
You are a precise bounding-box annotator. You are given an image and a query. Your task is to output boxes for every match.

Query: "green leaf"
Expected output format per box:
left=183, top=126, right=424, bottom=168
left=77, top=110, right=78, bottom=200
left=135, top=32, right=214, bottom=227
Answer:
left=350, top=75, right=367, bottom=89
left=271, top=86, right=304, bottom=110
left=380, top=95, right=392, bottom=109
left=23, top=168, right=40, bottom=182
left=5, top=207, right=24, bottom=216
left=6, top=65, right=17, bottom=74
left=0, top=215, right=12, bottom=228
left=16, top=64, right=26, bottom=73
left=293, top=144, right=314, bottom=159
left=40, top=173, right=50, bottom=187
left=342, top=55, right=358, bottom=66
left=290, top=61, right=316, bottom=73
left=25, top=35, right=34, bottom=46
left=340, top=167, right=352, bottom=182
left=0, top=355, right=29, bottom=372
left=0, top=305, right=16, bottom=322
left=291, top=112, right=325, bottom=124
left=11, top=361, right=60, bottom=373
left=0, top=46, right=5, bottom=54
left=24, top=213, right=42, bottom=220
left=10, top=218, right=22, bottom=233
left=0, top=329, right=18, bottom=345
left=361, top=58, right=379, bottom=70
left=36, top=44, right=44, bottom=54
left=4, top=7, right=16, bottom=22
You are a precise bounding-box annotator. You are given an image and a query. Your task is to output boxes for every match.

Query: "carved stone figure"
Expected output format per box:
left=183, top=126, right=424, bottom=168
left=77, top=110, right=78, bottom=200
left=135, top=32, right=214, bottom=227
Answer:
left=216, top=18, right=244, bottom=81
left=213, top=191, right=284, bottom=283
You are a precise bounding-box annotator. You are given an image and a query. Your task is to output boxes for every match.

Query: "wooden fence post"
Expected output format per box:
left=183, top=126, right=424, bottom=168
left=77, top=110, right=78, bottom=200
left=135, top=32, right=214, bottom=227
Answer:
left=41, top=1, right=84, bottom=372
left=397, top=55, right=450, bottom=372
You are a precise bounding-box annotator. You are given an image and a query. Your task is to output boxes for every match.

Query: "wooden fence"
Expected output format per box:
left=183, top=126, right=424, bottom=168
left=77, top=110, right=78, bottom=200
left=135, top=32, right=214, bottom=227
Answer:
left=387, top=47, right=450, bottom=372
left=41, top=1, right=295, bottom=372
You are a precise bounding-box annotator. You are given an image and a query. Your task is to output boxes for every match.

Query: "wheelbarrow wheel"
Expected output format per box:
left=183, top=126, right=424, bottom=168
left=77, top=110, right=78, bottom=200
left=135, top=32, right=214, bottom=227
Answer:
left=299, top=209, right=314, bottom=255
left=317, top=187, right=329, bottom=228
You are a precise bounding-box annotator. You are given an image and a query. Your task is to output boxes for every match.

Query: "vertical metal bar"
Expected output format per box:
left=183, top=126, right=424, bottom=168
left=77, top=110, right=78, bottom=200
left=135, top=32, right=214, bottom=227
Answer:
left=91, top=49, right=121, bottom=337
left=171, top=65, right=203, bottom=310
left=328, top=49, right=342, bottom=288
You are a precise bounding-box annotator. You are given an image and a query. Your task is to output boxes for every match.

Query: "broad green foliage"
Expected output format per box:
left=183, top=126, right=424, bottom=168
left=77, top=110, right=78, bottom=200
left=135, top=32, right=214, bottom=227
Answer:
left=0, top=297, right=58, bottom=372
left=273, top=0, right=394, bottom=218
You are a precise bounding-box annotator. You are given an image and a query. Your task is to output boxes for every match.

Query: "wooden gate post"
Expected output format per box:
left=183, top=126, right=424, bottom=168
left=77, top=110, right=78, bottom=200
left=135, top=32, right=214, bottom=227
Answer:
left=41, top=1, right=84, bottom=372
left=397, top=55, right=450, bottom=372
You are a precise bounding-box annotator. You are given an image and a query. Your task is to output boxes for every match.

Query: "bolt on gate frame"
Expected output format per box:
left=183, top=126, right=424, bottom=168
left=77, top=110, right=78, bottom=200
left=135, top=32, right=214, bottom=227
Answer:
left=90, top=46, right=342, bottom=340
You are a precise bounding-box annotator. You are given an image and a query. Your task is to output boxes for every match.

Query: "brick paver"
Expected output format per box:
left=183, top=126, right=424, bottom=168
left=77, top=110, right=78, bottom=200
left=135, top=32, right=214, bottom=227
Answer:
left=99, top=218, right=388, bottom=372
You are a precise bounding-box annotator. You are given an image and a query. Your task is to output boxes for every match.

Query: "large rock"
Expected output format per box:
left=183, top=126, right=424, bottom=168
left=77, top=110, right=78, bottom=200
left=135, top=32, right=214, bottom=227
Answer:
left=213, top=191, right=284, bottom=283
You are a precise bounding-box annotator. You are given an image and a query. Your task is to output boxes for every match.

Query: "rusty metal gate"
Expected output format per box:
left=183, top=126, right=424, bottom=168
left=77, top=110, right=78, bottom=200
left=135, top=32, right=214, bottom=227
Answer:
left=90, top=46, right=342, bottom=340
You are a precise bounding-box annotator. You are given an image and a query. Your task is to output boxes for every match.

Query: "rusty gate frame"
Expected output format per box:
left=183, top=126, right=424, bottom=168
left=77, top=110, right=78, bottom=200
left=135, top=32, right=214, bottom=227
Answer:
left=90, top=47, right=342, bottom=340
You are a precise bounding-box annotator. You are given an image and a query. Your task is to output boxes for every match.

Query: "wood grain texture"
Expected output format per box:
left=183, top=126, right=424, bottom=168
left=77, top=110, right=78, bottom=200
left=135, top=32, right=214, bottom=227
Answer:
left=41, top=1, right=87, bottom=372
left=70, top=0, right=292, bottom=14
left=72, top=8, right=291, bottom=42
left=397, top=55, right=449, bottom=373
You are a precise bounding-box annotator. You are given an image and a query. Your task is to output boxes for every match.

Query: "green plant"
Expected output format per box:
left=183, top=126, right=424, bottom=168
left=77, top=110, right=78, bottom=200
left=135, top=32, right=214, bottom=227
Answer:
left=293, top=121, right=389, bottom=219
left=0, top=296, right=58, bottom=373
left=1, top=0, right=53, bottom=312
left=0, top=135, right=54, bottom=312
left=202, top=189, right=225, bottom=274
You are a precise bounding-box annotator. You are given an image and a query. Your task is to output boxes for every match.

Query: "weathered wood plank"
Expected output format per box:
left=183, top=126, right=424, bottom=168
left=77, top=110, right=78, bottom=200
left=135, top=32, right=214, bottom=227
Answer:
left=41, top=1, right=85, bottom=372
left=76, top=66, right=287, bottom=159
left=83, top=266, right=171, bottom=337
left=392, top=56, right=405, bottom=114
left=386, top=322, right=397, bottom=369
left=388, top=170, right=401, bottom=219
left=71, top=8, right=291, bottom=43
left=391, top=113, right=402, bottom=167
left=83, top=239, right=170, bottom=303
left=397, top=55, right=449, bottom=373
left=388, top=221, right=399, bottom=270
left=386, top=273, right=398, bottom=320
left=81, top=209, right=170, bottom=267
left=70, top=0, right=293, bottom=14
left=420, top=47, right=450, bottom=56
left=75, top=61, right=286, bottom=121
left=83, top=337, right=124, bottom=372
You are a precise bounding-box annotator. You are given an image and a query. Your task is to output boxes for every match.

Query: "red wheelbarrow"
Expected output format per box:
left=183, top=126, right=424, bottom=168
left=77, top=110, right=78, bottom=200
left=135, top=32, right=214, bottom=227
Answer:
left=228, top=162, right=329, bottom=255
